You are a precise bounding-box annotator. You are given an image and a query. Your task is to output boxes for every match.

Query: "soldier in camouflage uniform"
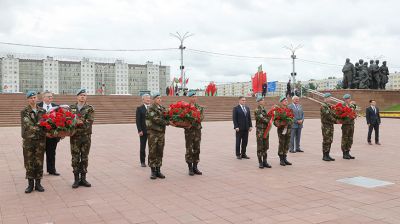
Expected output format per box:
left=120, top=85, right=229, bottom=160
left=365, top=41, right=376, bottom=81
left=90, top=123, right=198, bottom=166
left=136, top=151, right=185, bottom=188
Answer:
left=70, top=89, right=95, bottom=188
left=21, top=91, right=46, bottom=193
left=320, top=93, right=338, bottom=161
left=275, top=96, right=293, bottom=166
left=184, top=91, right=204, bottom=176
left=341, top=94, right=356, bottom=160
left=146, top=93, right=170, bottom=179
left=254, top=96, right=272, bottom=169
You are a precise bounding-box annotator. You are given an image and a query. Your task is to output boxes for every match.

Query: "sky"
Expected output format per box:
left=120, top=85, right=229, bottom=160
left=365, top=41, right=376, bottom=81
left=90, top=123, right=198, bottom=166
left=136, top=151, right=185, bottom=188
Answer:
left=1, top=0, right=400, bottom=89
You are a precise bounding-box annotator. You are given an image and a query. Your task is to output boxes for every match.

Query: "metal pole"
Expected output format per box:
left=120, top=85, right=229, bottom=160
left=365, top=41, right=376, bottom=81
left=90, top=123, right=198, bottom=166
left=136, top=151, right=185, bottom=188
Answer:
left=170, top=32, right=194, bottom=93
left=284, top=44, right=302, bottom=96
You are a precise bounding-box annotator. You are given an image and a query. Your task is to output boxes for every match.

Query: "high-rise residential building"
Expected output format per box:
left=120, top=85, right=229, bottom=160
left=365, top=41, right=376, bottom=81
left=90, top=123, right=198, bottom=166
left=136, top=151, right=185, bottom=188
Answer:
left=43, top=57, right=59, bottom=94
left=1, top=55, right=19, bottom=93
left=19, top=59, right=43, bottom=94
left=81, top=58, right=96, bottom=95
left=0, top=54, right=170, bottom=95
left=59, top=61, right=81, bottom=95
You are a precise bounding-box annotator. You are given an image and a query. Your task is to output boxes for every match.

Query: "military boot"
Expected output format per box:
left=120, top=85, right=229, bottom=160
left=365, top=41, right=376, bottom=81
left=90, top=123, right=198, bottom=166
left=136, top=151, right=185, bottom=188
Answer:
left=25, top=179, right=34, bottom=193
left=343, top=151, right=351, bottom=159
left=322, top=152, right=331, bottom=161
left=187, top=162, right=194, bottom=176
left=80, top=173, right=92, bottom=187
left=35, top=179, right=45, bottom=192
left=193, top=163, right=202, bottom=175
left=279, top=155, right=286, bottom=166
left=156, top=167, right=165, bottom=179
left=150, top=167, right=157, bottom=179
left=283, top=155, right=292, bottom=165
left=327, top=151, right=335, bottom=161
left=72, top=173, right=80, bottom=188
left=258, top=156, right=264, bottom=169
left=263, top=156, right=272, bottom=168
left=348, top=151, right=355, bottom=159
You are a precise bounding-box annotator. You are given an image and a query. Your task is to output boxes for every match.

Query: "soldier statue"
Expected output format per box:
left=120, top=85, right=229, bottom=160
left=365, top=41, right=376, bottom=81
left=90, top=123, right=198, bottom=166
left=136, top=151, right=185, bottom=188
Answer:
left=358, top=62, right=370, bottom=89
left=353, top=62, right=360, bottom=89
left=342, top=58, right=355, bottom=89
left=380, top=61, right=389, bottom=89
left=369, top=60, right=380, bottom=89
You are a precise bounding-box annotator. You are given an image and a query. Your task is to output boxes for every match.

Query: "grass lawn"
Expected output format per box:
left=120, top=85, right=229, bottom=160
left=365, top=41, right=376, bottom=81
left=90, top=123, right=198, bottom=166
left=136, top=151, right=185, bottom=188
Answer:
left=384, top=104, right=400, bottom=111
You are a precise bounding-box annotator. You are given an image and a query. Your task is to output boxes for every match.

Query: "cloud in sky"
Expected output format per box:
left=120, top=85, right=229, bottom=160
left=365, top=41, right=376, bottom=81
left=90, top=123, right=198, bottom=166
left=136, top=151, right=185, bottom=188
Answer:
left=1, top=0, right=400, bottom=88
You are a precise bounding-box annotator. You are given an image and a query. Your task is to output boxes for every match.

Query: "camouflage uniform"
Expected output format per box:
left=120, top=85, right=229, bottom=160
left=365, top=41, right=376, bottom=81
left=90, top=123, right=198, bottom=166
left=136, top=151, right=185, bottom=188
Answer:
left=21, top=105, right=46, bottom=179
left=184, top=103, right=204, bottom=163
left=254, top=105, right=270, bottom=157
left=70, top=103, right=95, bottom=174
left=320, top=103, right=336, bottom=153
left=146, top=104, right=169, bottom=168
left=341, top=103, right=356, bottom=153
left=274, top=106, right=293, bottom=156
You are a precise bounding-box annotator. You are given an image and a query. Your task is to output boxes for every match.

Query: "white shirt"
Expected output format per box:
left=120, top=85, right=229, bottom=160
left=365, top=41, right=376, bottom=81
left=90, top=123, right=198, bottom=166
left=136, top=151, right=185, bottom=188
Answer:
left=43, top=103, right=52, bottom=112
left=371, top=106, right=376, bottom=113
left=144, top=104, right=150, bottom=110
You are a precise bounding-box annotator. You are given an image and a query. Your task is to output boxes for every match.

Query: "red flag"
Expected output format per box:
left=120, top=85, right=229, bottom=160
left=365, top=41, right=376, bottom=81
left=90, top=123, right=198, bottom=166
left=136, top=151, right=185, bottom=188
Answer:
left=185, top=78, right=189, bottom=84
left=179, top=77, right=182, bottom=84
left=252, top=75, right=258, bottom=93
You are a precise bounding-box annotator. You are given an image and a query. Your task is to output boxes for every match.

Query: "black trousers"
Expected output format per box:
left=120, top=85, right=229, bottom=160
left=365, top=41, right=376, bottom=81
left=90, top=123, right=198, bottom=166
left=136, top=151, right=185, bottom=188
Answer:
left=367, top=123, right=380, bottom=143
left=139, top=134, right=148, bottom=163
left=45, top=137, right=59, bottom=173
left=235, top=130, right=249, bottom=156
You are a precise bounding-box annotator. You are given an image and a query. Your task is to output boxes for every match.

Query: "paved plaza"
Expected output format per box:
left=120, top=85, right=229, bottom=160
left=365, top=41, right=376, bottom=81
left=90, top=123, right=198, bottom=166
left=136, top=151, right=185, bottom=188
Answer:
left=1, top=119, right=400, bottom=224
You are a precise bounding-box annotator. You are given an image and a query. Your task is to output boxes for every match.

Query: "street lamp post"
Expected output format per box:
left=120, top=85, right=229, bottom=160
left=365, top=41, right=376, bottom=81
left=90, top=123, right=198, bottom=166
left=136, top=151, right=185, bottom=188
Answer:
left=284, top=44, right=303, bottom=95
left=170, top=32, right=194, bottom=91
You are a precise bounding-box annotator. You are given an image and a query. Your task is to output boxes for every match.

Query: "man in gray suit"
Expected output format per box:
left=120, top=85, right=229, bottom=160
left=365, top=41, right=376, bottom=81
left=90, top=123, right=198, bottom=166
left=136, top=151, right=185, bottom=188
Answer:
left=289, top=96, right=304, bottom=153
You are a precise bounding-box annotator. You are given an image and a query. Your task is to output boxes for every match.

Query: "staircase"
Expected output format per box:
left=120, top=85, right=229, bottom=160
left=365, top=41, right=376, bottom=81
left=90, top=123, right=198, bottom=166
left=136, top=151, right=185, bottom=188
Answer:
left=0, top=94, right=323, bottom=127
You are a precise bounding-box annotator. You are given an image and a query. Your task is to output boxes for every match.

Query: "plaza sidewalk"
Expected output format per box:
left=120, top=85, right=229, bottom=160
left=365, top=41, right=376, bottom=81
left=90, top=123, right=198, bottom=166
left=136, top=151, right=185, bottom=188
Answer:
left=1, top=119, right=400, bottom=224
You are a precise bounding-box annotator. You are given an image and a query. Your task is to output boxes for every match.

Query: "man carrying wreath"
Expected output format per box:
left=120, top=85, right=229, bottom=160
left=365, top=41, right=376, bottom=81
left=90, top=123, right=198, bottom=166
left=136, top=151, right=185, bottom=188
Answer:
left=146, top=92, right=170, bottom=179
left=320, top=93, right=337, bottom=161
left=21, top=91, right=47, bottom=193
left=70, top=89, right=95, bottom=188
left=274, top=96, right=293, bottom=166
left=184, top=91, right=204, bottom=176
left=254, top=96, right=272, bottom=169
left=340, top=94, right=356, bottom=160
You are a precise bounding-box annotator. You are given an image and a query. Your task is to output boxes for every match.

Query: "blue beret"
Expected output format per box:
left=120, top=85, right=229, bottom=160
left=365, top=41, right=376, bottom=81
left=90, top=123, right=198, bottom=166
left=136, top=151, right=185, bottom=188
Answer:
left=256, top=95, right=264, bottom=102
left=279, top=95, right=287, bottom=102
left=77, top=89, right=86, bottom=96
left=323, top=93, right=332, bottom=98
left=343, top=94, right=351, bottom=99
left=26, top=91, right=37, bottom=99
left=152, top=92, right=161, bottom=99
left=187, top=91, right=196, bottom=97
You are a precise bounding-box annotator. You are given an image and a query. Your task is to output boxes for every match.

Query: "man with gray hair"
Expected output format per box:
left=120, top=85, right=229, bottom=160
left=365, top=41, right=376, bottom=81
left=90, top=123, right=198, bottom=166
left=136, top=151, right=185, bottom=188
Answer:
left=38, top=90, right=60, bottom=175
left=136, top=93, right=151, bottom=167
left=288, top=96, right=304, bottom=153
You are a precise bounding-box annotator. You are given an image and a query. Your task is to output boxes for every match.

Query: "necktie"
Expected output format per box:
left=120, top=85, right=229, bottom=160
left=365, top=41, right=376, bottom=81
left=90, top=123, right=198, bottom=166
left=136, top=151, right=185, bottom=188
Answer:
left=242, top=106, right=247, bottom=115
left=373, top=107, right=376, bottom=114
left=47, top=105, right=50, bottom=112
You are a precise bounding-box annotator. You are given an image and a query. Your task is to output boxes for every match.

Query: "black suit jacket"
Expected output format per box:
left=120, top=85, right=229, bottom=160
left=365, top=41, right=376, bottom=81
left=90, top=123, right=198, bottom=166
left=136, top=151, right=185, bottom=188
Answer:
left=366, top=106, right=381, bottom=125
left=136, top=104, right=147, bottom=134
left=232, top=105, right=252, bottom=131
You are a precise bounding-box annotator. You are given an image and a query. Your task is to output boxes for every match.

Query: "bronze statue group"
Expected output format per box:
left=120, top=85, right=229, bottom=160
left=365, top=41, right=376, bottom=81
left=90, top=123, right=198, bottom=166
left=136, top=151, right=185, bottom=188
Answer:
left=342, top=58, right=389, bottom=90
left=20, top=90, right=358, bottom=193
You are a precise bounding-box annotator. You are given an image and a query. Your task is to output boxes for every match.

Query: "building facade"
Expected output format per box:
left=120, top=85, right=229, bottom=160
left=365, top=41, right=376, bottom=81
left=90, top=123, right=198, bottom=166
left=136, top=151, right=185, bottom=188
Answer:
left=386, top=72, right=400, bottom=90
left=0, top=54, right=170, bottom=95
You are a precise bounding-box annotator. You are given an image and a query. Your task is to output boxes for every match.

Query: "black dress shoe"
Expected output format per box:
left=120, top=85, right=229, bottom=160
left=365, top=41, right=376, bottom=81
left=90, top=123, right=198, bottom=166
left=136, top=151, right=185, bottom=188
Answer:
left=289, top=150, right=296, bottom=153
left=368, top=142, right=373, bottom=145
left=376, top=142, right=381, bottom=145
left=49, top=172, right=60, bottom=176
left=296, top=149, right=304, bottom=152
left=141, top=163, right=147, bottom=167
left=236, top=155, right=242, bottom=160
left=241, top=155, right=250, bottom=159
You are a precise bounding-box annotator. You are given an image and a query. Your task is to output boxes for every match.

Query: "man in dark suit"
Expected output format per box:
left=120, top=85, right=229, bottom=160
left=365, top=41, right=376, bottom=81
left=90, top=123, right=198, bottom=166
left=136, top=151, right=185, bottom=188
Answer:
left=232, top=96, right=252, bottom=159
left=366, top=99, right=381, bottom=145
left=37, top=91, right=60, bottom=176
left=136, top=94, right=151, bottom=167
